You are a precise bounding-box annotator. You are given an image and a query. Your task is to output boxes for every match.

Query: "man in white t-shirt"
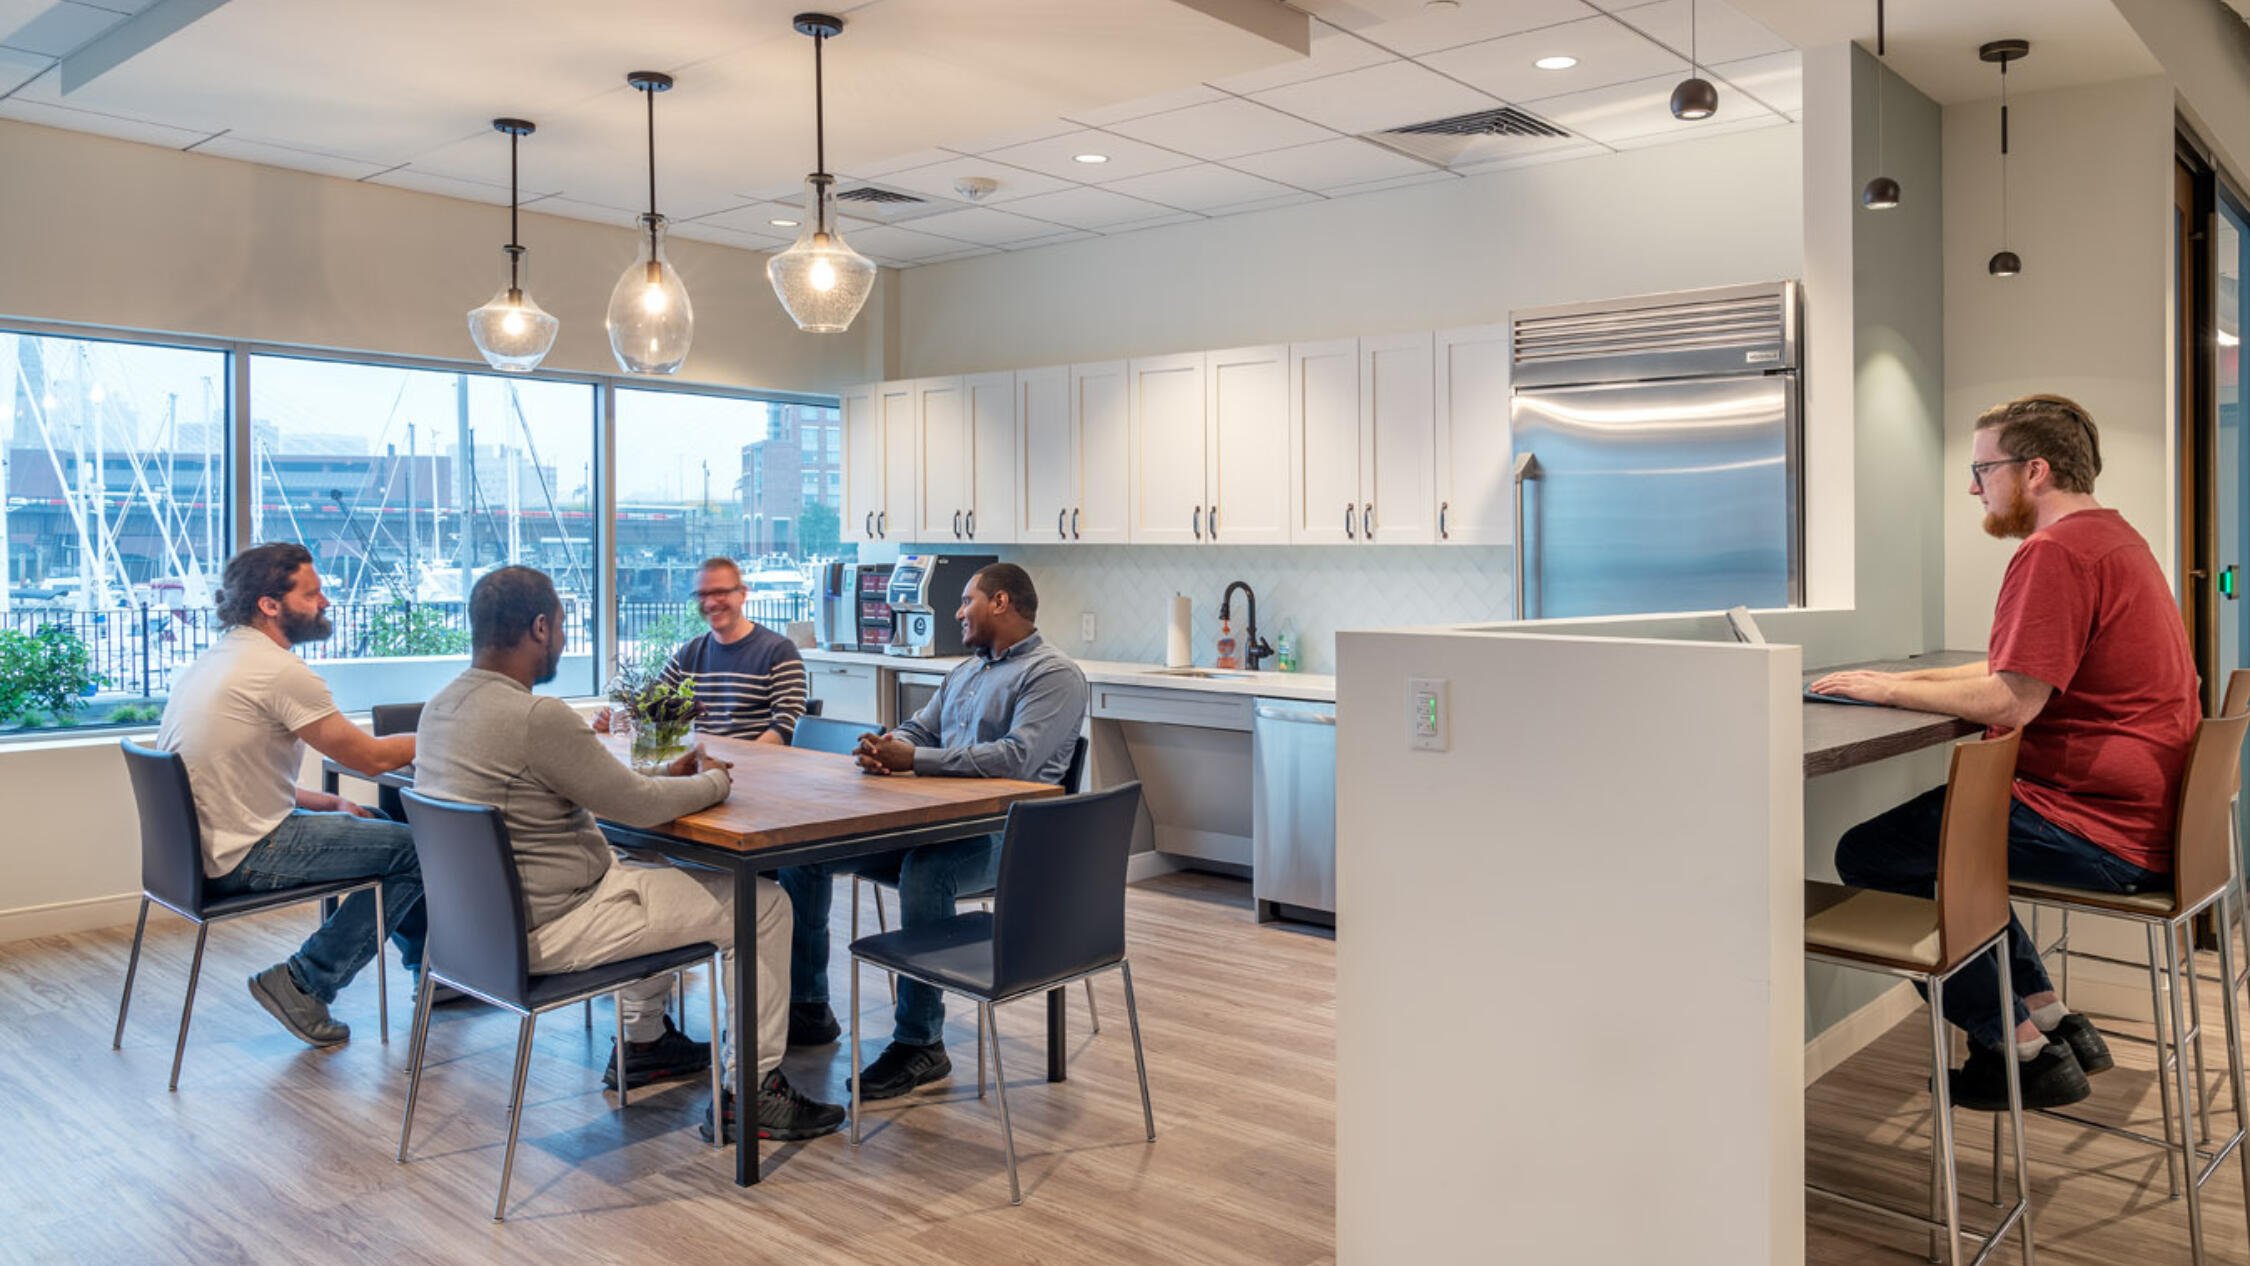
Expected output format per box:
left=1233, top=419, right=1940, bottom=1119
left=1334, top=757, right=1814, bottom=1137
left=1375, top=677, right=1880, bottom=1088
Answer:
left=155, top=543, right=422, bottom=1048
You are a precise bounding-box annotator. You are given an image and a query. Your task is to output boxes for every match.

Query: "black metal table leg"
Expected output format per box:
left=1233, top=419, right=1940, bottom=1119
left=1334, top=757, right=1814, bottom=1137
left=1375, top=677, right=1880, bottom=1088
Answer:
left=320, top=765, right=342, bottom=920
left=735, top=862, right=759, bottom=1186
left=1046, top=986, right=1066, bottom=1082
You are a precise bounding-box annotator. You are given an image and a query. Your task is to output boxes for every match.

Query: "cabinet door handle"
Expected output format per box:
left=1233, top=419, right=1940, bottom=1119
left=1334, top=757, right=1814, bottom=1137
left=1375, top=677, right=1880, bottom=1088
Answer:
left=1344, top=503, right=1356, bottom=540
left=1362, top=503, right=1374, bottom=540
left=1071, top=508, right=1081, bottom=540
left=1057, top=508, right=1067, bottom=540
left=952, top=509, right=963, bottom=539
left=878, top=510, right=887, bottom=538
left=864, top=511, right=874, bottom=539
left=966, top=510, right=975, bottom=539
left=1193, top=505, right=1202, bottom=539
left=1209, top=504, right=1218, bottom=540
left=1439, top=500, right=1449, bottom=541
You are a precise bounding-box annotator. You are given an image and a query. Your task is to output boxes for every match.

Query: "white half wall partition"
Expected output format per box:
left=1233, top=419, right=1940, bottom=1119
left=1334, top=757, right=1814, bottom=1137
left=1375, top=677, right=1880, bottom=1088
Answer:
left=1335, top=626, right=1804, bottom=1265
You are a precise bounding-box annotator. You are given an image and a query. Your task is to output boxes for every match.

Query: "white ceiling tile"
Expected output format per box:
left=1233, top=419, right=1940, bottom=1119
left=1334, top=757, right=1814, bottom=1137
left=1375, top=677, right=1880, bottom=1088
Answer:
left=1322, top=169, right=1458, bottom=198
left=953, top=119, right=1081, bottom=154
left=841, top=224, right=978, bottom=262
left=1453, top=139, right=1611, bottom=175
left=840, top=147, right=952, bottom=178
left=1420, top=13, right=1685, bottom=105
left=189, top=133, right=391, bottom=180
left=0, top=43, right=49, bottom=95
left=899, top=205, right=1077, bottom=246
left=524, top=195, right=640, bottom=225
left=1004, top=228, right=1097, bottom=251
left=872, top=154, right=1075, bottom=205
left=1711, top=49, right=1800, bottom=116
left=694, top=200, right=814, bottom=235
left=1354, top=0, right=1597, bottom=57
left=1, top=1, right=123, bottom=57
left=1103, top=162, right=1306, bottom=211
left=1204, top=190, right=1323, bottom=218
left=1528, top=71, right=1775, bottom=143
left=1606, top=111, right=1790, bottom=150
left=0, top=94, right=206, bottom=146
left=365, top=166, right=558, bottom=207
left=978, top=128, right=1197, bottom=183
left=1104, top=97, right=1334, bottom=162
left=994, top=185, right=1182, bottom=230
left=1605, top=0, right=1790, bottom=68
left=1066, top=83, right=1227, bottom=127
left=1249, top=59, right=1498, bottom=136
left=918, top=246, right=1000, bottom=266
left=1210, top=20, right=1394, bottom=94
left=662, top=217, right=788, bottom=250
left=1092, top=210, right=1206, bottom=239
left=1227, top=135, right=1433, bottom=191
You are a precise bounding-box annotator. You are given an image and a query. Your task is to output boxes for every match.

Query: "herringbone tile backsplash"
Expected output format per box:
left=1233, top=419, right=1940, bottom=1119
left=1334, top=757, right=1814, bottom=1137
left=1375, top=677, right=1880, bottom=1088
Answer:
left=901, top=543, right=1514, bottom=674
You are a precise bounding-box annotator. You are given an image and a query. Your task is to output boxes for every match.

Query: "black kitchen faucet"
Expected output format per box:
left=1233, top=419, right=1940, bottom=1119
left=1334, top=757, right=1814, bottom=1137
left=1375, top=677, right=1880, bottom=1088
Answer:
left=1220, top=581, right=1275, bottom=672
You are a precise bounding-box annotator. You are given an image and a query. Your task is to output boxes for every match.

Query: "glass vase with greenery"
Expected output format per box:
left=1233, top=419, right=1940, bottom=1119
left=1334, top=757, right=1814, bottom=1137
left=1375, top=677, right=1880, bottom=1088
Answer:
left=606, top=652, right=700, bottom=774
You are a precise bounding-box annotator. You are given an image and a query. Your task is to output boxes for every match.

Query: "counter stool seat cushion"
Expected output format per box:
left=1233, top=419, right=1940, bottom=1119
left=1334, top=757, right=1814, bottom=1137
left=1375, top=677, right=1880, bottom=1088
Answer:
left=2010, top=878, right=2177, bottom=917
left=1805, top=880, right=1941, bottom=967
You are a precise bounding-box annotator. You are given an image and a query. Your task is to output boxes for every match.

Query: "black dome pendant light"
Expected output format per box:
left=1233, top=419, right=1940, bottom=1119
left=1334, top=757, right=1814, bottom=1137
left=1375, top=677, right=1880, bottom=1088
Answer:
left=1668, top=0, right=1717, bottom=120
left=1861, top=0, right=1899, bottom=210
left=1982, top=38, right=2028, bottom=276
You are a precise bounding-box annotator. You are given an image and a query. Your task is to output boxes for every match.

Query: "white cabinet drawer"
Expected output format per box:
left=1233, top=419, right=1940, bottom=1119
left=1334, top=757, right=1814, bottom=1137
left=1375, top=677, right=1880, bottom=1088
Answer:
left=805, top=662, right=881, bottom=727
left=1088, top=683, right=1254, bottom=731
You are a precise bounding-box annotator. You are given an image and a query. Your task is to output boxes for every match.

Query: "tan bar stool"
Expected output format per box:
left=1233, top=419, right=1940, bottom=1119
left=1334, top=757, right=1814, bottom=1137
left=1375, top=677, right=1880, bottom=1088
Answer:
left=1806, top=729, right=2033, bottom=1266
left=2002, top=696, right=2250, bottom=1266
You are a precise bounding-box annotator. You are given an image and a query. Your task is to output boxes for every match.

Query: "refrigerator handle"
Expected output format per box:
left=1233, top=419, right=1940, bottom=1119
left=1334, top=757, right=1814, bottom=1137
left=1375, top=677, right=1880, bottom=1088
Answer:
left=1512, top=451, right=1541, bottom=619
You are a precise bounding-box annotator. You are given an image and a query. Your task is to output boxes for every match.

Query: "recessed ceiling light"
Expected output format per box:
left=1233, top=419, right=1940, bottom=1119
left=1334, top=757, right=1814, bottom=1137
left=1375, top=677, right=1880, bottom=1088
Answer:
left=1534, top=55, right=1578, bottom=70
left=1072, top=152, right=1109, bottom=164
left=769, top=217, right=799, bottom=227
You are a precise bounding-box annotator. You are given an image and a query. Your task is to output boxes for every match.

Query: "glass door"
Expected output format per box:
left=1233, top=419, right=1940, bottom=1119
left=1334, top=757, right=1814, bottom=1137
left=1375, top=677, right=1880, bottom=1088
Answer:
left=2216, top=189, right=2247, bottom=822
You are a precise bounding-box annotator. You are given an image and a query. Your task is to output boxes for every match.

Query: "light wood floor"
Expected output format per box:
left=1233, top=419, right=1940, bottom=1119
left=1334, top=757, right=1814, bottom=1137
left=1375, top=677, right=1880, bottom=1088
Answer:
left=0, top=872, right=1336, bottom=1266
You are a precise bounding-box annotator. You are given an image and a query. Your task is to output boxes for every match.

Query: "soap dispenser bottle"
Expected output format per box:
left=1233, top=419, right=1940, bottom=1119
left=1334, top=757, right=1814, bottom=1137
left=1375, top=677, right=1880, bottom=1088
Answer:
left=1215, top=617, right=1239, bottom=670
left=1274, top=618, right=1298, bottom=673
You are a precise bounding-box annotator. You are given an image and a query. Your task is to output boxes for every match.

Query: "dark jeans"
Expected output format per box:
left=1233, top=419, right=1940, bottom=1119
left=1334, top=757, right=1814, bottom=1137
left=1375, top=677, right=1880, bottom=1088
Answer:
left=204, top=807, right=427, bottom=1004
left=777, top=833, right=1000, bottom=1048
left=1835, top=786, right=2164, bottom=1050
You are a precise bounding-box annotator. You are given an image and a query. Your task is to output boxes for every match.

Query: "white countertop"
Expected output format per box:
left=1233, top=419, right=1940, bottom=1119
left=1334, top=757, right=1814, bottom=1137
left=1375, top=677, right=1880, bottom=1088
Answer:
left=799, top=646, right=1334, bottom=702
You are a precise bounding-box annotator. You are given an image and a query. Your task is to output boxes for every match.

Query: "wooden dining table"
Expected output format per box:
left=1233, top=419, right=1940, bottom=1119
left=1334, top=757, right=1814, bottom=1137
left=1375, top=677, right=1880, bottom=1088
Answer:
left=324, top=729, right=1066, bottom=1187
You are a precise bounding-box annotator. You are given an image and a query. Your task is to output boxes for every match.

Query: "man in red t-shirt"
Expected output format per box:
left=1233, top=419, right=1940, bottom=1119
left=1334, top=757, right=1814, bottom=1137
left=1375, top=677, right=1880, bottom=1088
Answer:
left=1812, top=394, right=2200, bottom=1111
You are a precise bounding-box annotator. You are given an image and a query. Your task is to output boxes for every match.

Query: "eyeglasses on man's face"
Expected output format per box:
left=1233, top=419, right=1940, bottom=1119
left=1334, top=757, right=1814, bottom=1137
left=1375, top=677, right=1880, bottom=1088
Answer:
left=692, top=586, right=745, bottom=602
left=1968, top=457, right=2030, bottom=489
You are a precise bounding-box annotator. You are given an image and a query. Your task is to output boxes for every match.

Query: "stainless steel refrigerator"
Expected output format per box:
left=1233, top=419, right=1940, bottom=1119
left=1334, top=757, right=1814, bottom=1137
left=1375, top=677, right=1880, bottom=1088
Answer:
left=1509, top=280, right=1803, bottom=620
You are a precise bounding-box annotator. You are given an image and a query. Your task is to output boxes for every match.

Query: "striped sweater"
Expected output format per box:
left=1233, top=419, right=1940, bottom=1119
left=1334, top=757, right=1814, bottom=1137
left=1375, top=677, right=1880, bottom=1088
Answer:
left=656, top=624, right=807, bottom=741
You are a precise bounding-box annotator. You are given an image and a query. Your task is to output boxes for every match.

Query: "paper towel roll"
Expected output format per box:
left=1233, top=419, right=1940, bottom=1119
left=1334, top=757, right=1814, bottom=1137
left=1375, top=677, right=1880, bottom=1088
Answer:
left=1165, top=594, right=1192, bottom=667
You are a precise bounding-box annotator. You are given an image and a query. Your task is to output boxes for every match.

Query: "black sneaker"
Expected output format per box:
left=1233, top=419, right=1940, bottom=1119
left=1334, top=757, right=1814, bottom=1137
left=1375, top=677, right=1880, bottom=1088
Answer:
left=789, top=1001, right=841, bottom=1047
left=2048, top=1012, right=2114, bottom=1074
left=1949, top=1041, right=2091, bottom=1111
left=601, top=1016, right=710, bottom=1091
left=856, top=1039, right=952, bottom=1101
left=698, top=1070, right=848, bottom=1143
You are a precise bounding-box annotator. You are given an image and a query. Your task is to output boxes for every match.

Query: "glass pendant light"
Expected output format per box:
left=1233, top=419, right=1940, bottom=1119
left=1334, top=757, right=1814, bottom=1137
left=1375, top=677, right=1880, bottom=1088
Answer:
left=1861, top=0, right=1899, bottom=210
left=1981, top=39, right=2028, bottom=276
left=768, top=13, right=877, bottom=335
left=607, top=71, right=693, bottom=374
left=1668, top=0, right=1718, bottom=121
left=466, top=119, right=559, bottom=374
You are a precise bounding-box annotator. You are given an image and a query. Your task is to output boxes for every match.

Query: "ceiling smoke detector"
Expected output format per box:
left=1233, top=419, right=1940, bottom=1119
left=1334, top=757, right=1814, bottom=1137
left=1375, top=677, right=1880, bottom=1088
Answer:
left=954, top=175, right=1000, bottom=202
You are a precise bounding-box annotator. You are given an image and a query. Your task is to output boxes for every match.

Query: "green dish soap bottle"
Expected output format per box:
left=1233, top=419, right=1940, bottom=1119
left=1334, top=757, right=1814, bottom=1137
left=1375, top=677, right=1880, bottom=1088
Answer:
left=1274, top=618, right=1298, bottom=673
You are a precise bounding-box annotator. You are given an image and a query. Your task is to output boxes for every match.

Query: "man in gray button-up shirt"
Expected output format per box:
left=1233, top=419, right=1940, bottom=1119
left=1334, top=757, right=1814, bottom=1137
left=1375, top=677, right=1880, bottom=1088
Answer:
left=778, top=563, right=1088, bottom=1100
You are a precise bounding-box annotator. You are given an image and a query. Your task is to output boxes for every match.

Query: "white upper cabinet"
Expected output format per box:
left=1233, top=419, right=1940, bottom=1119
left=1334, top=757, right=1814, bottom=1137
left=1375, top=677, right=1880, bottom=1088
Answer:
left=1016, top=365, right=1073, bottom=543
left=1071, top=360, right=1130, bottom=544
left=1205, top=344, right=1290, bottom=545
left=914, top=376, right=967, bottom=542
left=841, top=382, right=883, bottom=544
left=1360, top=331, right=1437, bottom=545
left=1128, top=352, right=1208, bottom=546
left=1434, top=323, right=1514, bottom=546
left=877, top=380, right=918, bottom=542
left=963, top=371, right=1016, bottom=545
left=1288, top=339, right=1360, bottom=545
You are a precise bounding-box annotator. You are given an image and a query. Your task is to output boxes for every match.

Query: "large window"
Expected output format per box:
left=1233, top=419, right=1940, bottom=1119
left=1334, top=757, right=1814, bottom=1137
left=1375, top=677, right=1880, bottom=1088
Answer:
left=249, top=354, right=600, bottom=706
left=613, top=388, right=842, bottom=664
left=2, top=331, right=229, bottom=732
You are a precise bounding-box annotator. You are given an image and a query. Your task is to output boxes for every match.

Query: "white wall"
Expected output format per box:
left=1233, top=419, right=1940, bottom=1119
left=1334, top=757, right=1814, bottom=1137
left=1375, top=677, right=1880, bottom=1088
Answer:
left=1940, top=77, right=2177, bottom=648
left=0, top=118, right=891, bottom=393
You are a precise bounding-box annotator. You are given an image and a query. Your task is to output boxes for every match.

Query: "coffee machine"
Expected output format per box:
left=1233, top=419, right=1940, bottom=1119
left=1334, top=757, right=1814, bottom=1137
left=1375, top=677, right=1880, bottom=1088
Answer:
left=885, top=553, right=996, bottom=657
left=836, top=561, right=894, bottom=652
left=810, top=561, right=852, bottom=649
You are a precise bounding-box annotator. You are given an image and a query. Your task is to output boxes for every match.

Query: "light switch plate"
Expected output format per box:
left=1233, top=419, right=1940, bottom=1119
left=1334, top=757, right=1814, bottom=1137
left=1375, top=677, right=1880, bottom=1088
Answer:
left=1081, top=611, right=1098, bottom=642
left=1408, top=676, right=1448, bottom=751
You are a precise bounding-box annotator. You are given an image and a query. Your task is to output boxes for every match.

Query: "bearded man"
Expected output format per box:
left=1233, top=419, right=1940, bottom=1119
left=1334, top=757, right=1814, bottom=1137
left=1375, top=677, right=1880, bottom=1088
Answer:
left=1810, top=395, right=2201, bottom=1112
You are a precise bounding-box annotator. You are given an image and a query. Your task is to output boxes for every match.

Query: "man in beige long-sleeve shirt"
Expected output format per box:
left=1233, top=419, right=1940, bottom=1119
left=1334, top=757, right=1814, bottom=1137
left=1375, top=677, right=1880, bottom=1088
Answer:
left=412, top=566, right=843, bottom=1143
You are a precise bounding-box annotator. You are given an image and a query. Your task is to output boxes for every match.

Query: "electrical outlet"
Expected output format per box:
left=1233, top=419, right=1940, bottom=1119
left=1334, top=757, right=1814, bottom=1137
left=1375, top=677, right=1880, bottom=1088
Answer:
left=1080, top=611, right=1097, bottom=642
left=1408, top=677, right=1448, bottom=752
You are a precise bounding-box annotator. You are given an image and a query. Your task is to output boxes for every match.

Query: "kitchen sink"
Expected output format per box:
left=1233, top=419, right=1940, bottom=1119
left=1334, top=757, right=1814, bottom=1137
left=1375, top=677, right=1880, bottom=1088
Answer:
left=1149, top=667, right=1258, bottom=680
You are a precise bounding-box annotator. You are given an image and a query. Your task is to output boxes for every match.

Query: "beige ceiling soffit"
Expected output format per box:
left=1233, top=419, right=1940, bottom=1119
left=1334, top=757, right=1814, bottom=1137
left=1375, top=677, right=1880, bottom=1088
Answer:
left=1168, top=0, right=1311, bottom=54
left=61, top=0, right=233, bottom=94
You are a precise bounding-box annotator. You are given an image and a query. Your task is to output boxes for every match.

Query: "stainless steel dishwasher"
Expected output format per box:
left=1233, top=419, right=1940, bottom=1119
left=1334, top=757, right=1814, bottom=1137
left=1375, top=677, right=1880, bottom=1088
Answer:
left=1252, top=698, right=1336, bottom=925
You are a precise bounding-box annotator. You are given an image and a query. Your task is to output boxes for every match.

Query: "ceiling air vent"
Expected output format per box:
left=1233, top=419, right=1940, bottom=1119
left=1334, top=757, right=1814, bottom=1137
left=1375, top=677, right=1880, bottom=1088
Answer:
left=828, top=182, right=954, bottom=226
left=1366, top=106, right=1579, bottom=170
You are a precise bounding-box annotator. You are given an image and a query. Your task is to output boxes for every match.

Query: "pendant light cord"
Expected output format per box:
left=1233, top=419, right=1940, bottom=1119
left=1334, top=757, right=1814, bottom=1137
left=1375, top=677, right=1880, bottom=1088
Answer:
left=813, top=29, right=828, bottom=177
left=1873, top=0, right=1884, bottom=171
left=1689, top=0, right=1698, bottom=74
left=1999, top=61, right=2010, bottom=247
left=507, top=128, right=522, bottom=291
left=644, top=83, right=660, bottom=255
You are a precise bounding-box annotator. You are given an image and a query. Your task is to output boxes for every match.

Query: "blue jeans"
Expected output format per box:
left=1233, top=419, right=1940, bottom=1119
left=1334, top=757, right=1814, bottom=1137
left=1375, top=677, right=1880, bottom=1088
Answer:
left=205, top=808, right=426, bottom=1005
left=777, top=833, right=1000, bottom=1048
left=1835, top=786, right=2164, bottom=1050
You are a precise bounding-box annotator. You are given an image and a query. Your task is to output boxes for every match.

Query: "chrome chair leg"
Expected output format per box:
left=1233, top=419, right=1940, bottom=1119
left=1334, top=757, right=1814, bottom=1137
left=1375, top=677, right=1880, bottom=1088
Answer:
left=613, top=991, right=630, bottom=1109
left=374, top=883, right=388, bottom=1044
left=168, top=922, right=209, bottom=1092
left=2058, top=910, right=2072, bottom=1004
left=1995, top=940, right=2036, bottom=1266
left=2150, top=923, right=2184, bottom=1198
left=2165, top=920, right=2212, bottom=1264
left=584, top=998, right=592, bottom=1031
left=849, top=957, right=863, bottom=1147
left=494, top=1012, right=536, bottom=1222
left=1121, top=961, right=1155, bottom=1142
left=671, top=971, right=684, bottom=1027
left=399, top=972, right=436, bottom=1161
left=1929, top=975, right=1965, bottom=1266
left=707, top=955, right=725, bottom=1152
left=977, top=1004, right=987, bottom=1099
left=986, top=1001, right=1022, bottom=1205
left=112, top=896, right=150, bottom=1050
left=1929, top=1044, right=1945, bottom=1264
left=2185, top=936, right=2211, bottom=1146
left=2216, top=892, right=2250, bottom=1226
left=877, top=884, right=896, bottom=1002
left=1085, top=978, right=1101, bottom=1034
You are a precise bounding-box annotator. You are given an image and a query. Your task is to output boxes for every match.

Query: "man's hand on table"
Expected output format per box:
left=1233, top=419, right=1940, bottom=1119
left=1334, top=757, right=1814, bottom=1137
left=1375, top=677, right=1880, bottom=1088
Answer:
left=665, top=744, right=733, bottom=778
left=591, top=706, right=612, bottom=734
left=1807, top=669, right=1902, bottom=705
left=854, top=732, right=915, bottom=775
left=298, top=789, right=372, bottom=817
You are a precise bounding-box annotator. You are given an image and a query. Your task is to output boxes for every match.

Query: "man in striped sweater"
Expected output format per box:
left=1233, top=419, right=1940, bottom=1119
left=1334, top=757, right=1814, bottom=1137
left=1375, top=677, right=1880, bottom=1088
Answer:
left=599, top=558, right=808, bottom=744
